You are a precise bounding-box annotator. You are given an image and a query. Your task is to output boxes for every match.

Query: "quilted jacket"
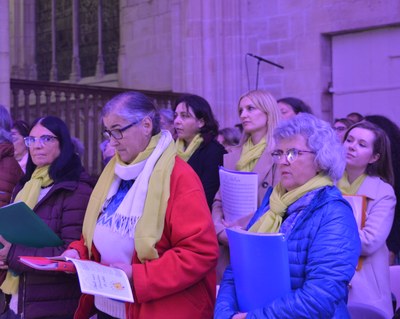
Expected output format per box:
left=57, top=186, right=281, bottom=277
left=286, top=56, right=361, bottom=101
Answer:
left=215, top=186, right=361, bottom=319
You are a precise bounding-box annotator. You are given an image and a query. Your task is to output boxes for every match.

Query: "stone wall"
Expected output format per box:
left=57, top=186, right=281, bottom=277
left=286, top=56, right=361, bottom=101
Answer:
left=118, top=0, right=400, bottom=127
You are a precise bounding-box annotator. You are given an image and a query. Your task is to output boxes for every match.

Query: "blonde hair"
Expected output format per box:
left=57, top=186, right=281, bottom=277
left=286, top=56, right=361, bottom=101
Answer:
left=237, top=90, right=281, bottom=147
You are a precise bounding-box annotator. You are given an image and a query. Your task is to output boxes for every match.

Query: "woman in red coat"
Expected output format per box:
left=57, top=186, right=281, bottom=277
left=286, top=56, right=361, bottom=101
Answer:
left=65, top=91, right=218, bottom=319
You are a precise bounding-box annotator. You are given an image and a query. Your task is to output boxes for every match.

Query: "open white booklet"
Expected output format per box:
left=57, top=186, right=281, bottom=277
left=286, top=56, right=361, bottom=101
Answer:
left=219, top=167, right=258, bottom=223
left=19, top=256, right=134, bottom=303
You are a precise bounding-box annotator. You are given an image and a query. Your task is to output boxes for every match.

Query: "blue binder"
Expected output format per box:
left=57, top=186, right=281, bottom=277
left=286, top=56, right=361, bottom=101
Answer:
left=226, top=228, right=291, bottom=312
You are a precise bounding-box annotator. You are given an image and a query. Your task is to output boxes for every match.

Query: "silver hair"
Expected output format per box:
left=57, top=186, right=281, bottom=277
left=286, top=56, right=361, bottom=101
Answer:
left=101, top=92, right=160, bottom=135
left=0, top=105, right=13, bottom=143
left=273, top=113, right=346, bottom=181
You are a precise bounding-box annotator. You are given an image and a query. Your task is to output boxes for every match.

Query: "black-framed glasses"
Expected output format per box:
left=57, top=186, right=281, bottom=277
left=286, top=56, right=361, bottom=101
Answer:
left=24, top=135, right=58, bottom=148
left=271, top=148, right=315, bottom=164
left=103, top=119, right=141, bottom=140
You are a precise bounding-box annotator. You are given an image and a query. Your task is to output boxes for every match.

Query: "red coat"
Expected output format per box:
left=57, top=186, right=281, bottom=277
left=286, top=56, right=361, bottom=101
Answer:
left=71, top=157, right=219, bottom=319
left=0, top=142, right=23, bottom=207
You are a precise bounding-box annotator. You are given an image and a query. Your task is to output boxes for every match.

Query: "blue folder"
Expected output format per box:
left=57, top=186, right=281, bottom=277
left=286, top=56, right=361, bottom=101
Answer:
left=226, top=228, right=291, bottom=312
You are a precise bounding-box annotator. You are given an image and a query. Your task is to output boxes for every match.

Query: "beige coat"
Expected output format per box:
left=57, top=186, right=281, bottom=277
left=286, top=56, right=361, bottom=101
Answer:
left=348, top=175, right=395, bottom=318
left=212, top=145, right=278, bottom=282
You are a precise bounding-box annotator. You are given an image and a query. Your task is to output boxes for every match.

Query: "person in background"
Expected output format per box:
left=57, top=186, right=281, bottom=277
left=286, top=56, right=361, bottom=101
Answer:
left=0, top=105, right=23, bottom=207
left=365, top=115, right=400, bottom=265
left=173, top=94, right=225, bottom=209
left=10, top=120, right=29, bottom=173
left=71, top=137, right=85, bottom=159
left=332, top=118, right=354, bottom=142
left=64, top=91, right=218, bottom=319
left=212, top=90, right=281, bottom=282
left=215, top=113, right=360, bottom=318
left=99, top=139, right=116, bottom=166
left=277, top=97, right=313, bottom=120
left=339, top=120, right=395, bottom=318
left=217, top=127, right=241, bottom=153
left=0, top=116, right=95, bottom=319
left=346, top=112, right=364, bottom=123
left=159, top=108, right=177, bottom=139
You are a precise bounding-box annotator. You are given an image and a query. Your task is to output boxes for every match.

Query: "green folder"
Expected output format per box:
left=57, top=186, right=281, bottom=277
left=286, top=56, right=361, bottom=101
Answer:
left=0, top=201, right=63, bottom=248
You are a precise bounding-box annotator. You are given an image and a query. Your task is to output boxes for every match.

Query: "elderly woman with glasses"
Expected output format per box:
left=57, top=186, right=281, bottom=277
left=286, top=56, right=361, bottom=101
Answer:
left=0, top=116, right=95, bottom=319
left=64, top=92, right=218, bottom=319
left=215, top=113, right=361, bottom=318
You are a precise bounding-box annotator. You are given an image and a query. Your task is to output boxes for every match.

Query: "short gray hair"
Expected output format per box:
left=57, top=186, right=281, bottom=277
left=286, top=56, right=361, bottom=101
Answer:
left=0, top=105, right=12, bottom=142
left=101, top=92, right=160, bottom=136
left=273, top=113, right=345, bottom=181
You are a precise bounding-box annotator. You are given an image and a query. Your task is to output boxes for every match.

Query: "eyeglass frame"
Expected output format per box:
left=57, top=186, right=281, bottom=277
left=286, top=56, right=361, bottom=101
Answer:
left=24, top=135, right=59, bottom=148
left=271, top=148, right=316, bottom=164
left=102, top=119, right=141, bottom=140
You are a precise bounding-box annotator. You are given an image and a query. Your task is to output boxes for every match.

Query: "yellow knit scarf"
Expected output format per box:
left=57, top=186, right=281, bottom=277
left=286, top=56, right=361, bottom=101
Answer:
left=82, top=132, right=176, bottom=262
left=249, top=173, right=332, bottom=233
left=337, top=171, right=367, bottom=195
left=236, top=137, right=266, bottom=172
left=337, top=171, right=367, bottom=271
left=1, top=166, right=53, bottom=294
left=176, top=133, right=203, bottom=162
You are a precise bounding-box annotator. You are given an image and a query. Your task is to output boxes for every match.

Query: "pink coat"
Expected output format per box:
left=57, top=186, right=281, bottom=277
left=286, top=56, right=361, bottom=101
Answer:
left=348, top=175, right=395, bottom=318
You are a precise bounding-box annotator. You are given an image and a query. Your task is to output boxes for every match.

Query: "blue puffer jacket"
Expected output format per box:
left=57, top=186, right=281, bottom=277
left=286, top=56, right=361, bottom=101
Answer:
left=215, top=186, right=361, bottom=319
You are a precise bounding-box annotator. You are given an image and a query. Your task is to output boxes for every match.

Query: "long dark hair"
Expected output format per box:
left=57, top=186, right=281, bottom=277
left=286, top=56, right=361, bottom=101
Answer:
left=173, top=94, right=219, bottom=137
left=23, top=116, right=83, bottom=184
left=344, top=120, right=394, bottom=185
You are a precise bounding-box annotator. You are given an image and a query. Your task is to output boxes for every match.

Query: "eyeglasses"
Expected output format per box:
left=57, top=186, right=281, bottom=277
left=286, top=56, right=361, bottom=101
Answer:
left=103, top=119, right=141, bottom=140
left=24, top=135, right=58, bottom=148
left=271, top=148, right=315, bottom=164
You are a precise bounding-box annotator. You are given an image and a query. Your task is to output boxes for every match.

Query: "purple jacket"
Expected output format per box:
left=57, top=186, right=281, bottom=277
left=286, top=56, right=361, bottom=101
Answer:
left=5, top=169, right=95, bottom=319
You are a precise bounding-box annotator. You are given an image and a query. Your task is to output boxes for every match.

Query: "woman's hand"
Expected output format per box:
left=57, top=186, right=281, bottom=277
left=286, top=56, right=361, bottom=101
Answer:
left=61, top=249, right=80, bottom=259
left=0, top=235, right=11, bottom=262
left=111, top=263, right=133, bottom=281
left=233, top=313, right=247, bottom=319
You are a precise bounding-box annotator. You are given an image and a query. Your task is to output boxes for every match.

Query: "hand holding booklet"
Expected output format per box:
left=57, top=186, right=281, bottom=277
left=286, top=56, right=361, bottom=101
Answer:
left=19, top=256, right=134, bottom=303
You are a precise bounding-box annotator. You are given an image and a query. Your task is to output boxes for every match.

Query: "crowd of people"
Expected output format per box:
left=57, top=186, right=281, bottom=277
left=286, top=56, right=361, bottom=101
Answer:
left=0, top=89, right=398, bottom=319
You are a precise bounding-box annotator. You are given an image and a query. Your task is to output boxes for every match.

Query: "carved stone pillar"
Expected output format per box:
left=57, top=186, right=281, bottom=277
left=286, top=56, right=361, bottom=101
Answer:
left=95, top=0, right=105, bottom=79
left=49, top=0, right=58, bottom=81
left=70, top=0, right=81, bottom=82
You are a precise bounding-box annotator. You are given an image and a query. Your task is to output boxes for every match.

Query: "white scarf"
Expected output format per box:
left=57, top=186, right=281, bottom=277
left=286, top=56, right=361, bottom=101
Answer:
left=104, top=130, right=173, bottom=238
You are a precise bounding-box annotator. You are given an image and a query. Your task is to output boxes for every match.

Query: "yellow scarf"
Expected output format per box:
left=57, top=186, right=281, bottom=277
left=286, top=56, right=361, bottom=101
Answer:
left=337, top=171, right=367, bottom=271
left=176, top=133, right=203, bottom=162
left=1, top=166, right=53, bottom=294
left=236, top=137, right=266, bottom=172
left=82, top=132, right=176, bottom=262
left=337, top=172, right=367, bottom=195
left=249, top=173, right=332, bottom=233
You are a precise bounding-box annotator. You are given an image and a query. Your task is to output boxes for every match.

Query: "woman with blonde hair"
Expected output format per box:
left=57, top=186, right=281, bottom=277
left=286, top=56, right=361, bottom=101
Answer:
left=212, top=89, right=281, bottom=282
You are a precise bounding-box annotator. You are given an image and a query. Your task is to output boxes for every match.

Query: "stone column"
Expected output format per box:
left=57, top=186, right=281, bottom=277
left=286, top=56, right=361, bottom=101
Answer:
left=95, top=0, right=105, bottom=79
left=49, top=0, right=58, bottom=81
left=70, top=0, right=81, bottom=82
left=0, top=0, right=10, bottom=108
